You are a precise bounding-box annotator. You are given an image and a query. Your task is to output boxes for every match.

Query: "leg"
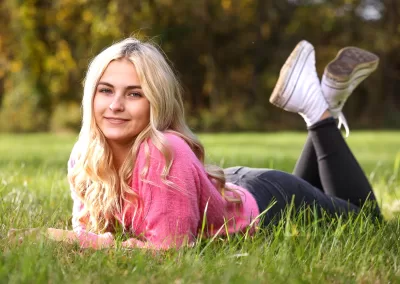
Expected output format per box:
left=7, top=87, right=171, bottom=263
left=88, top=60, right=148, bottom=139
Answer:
left=269, top=40, right=381, bottom=217
left=293, top=119, right=381, bottom=216
left=225, top=167, right=359, bottom=226
left=293, top=134, right=323, bottom=191
left=293, top=45, right=379, bottom=190
left=309, top=118, right=381, bottom=216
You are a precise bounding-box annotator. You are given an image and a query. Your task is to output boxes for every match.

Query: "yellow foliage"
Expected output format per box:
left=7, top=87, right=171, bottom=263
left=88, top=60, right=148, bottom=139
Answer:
left=82, top=10, right=93, bottom=23
left=0, top=0, right=399, bottom=132
left=260, top=23, right=271, bottom=39
left=222, top=0, right=232, bottom=11
left=10, top=61, right=22, bottom=73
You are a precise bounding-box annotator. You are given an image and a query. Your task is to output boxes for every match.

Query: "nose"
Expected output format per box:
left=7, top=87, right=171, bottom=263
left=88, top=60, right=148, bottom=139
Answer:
left=109, top=95, right=124, bottom=112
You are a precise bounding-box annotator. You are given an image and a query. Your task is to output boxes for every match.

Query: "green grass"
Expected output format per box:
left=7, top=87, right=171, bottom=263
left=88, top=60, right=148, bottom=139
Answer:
left=0, top=132, right=399, bottom=283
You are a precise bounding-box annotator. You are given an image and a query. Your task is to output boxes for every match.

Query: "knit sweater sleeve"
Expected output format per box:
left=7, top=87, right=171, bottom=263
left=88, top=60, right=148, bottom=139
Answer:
left=127, top=134, right=202, bottom=249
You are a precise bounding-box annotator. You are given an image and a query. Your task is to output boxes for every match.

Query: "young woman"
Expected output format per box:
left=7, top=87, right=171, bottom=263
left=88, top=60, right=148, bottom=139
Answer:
left=11, top=38, right=381, bottom=249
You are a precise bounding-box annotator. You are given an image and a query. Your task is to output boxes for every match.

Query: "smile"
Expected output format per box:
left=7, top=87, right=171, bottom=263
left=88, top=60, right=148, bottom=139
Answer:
left=104, top=117, right=130, bottom=124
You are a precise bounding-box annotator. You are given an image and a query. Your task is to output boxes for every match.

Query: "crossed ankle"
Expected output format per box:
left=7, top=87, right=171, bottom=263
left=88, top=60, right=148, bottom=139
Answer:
left=308, top=116, right=336, bottom=130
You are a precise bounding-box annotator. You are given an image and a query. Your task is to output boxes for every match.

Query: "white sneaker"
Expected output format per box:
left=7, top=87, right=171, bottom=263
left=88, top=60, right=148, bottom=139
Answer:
left=269, top=40, right=328, bottom=127
left=321, top=47, right=379, bottom=137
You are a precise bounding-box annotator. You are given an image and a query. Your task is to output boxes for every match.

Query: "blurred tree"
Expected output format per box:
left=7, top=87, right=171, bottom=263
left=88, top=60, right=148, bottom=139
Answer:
left=0, top=0, right=398, bottom=132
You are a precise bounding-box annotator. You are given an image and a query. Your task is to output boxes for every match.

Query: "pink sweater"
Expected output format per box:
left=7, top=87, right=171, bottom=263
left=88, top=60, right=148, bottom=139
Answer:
left=69, top=133, right=259, bottom=249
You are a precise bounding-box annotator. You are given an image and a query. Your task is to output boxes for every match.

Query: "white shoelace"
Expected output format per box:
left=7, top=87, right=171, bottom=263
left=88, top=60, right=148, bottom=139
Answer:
left=337, top=112, right=350, bottom=137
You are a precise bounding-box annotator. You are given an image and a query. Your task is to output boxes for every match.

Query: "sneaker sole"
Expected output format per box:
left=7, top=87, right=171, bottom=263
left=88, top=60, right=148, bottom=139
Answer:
left=323, top=47, right=379, bottom=88
left=269, top=40, right=314, bottom=108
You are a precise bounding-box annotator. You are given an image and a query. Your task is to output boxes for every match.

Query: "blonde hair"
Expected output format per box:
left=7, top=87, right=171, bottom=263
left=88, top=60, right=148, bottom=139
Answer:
left=69, top=37, right=238, bottom=234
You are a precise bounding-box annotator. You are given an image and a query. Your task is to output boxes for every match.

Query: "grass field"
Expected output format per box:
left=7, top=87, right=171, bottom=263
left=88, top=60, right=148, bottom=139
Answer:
left=0, top=132, right=399, bottom=283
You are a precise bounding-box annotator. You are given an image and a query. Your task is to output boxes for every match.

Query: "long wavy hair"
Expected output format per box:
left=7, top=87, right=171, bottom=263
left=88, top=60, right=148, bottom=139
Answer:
left=69, top=37, right=239, bottom=234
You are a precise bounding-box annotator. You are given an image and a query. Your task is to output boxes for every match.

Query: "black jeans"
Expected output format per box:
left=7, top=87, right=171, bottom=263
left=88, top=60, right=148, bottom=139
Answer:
left=224, top=118, right=381, bottom=226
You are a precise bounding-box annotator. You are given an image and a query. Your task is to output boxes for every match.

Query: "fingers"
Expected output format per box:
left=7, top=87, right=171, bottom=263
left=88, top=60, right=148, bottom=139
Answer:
left=7, top=228, right=116, bottom=249
left=7, top=228, right=43, bottom=244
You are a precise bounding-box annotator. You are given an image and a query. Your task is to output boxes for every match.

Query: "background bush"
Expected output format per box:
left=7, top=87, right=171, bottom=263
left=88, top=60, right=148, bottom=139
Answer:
left=0, top=0, right=399, bottom=132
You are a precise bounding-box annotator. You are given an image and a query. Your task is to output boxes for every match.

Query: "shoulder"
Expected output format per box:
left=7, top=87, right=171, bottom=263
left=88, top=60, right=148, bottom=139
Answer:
left=164, top=132, right=202, bottom=164
left=137, top=132, right=201, bottom=169
left=164, top=132, right=192, bottom=151
left=146, top=132, right=197, bottom=158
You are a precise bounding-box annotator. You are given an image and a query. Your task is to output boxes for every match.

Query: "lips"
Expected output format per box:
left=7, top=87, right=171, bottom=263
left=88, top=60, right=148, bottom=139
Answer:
left=104, top=117, right=130, bottom=124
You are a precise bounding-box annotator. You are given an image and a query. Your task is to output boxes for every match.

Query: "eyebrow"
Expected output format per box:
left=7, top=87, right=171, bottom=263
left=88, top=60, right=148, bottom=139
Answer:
left=97, top=81, right=142, bottom=89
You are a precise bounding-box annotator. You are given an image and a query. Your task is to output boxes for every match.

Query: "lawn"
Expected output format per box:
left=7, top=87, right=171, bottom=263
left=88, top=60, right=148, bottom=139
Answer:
left=0, top=131, right=399, bottom=283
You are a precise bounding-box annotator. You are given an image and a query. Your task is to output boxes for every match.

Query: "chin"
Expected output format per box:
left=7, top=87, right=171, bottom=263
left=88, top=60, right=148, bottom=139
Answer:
left=103, top=132, right=136, bottom=145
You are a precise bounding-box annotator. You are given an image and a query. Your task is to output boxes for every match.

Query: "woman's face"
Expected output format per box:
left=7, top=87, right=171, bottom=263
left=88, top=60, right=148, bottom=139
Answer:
left=93, top=59, right=150, bottom=146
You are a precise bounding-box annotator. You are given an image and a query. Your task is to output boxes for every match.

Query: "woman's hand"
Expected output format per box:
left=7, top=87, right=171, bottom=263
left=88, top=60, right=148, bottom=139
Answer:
left=8, top=228, right=77, bottom=245
left=121, top=238, right=140, bottom=248
left=7, top=228, right=43, bottom=243
left=8, top=228, right=115, bottom=249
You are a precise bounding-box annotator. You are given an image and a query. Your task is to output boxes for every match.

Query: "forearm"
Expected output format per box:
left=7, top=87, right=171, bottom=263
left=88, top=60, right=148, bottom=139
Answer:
left=46, top=228, right=79, bottom=243
left=120, top=236, right=194, bottom=250
left=47, top=231, right=159, bottom=250
left=46, top=228, right=114, bottom=249
left=47, top=230, right=164, bottom=250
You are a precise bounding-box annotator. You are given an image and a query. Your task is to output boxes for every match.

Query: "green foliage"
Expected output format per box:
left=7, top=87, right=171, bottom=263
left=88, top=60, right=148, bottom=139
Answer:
left=0, top=132, right=399, bottom=282
left=0, top=77, right=47, bottom=132
left=0, top=0, right=399, bottom=132
left=50, top=102, right=82, bottom=132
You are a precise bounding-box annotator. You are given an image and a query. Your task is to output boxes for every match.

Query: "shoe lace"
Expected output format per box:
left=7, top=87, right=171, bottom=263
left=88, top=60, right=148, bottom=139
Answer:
left=337, top=112, right=350, bottom=137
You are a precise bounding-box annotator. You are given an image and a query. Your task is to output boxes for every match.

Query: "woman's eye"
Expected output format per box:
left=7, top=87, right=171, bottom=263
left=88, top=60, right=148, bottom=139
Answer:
left=98, top=88, right=112, bottom=94
left=128, top=92, right=142, bottom=98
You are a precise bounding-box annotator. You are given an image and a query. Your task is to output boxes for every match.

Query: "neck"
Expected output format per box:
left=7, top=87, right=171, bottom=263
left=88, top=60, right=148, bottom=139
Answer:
left=108, top=141, right=131, bottom=171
